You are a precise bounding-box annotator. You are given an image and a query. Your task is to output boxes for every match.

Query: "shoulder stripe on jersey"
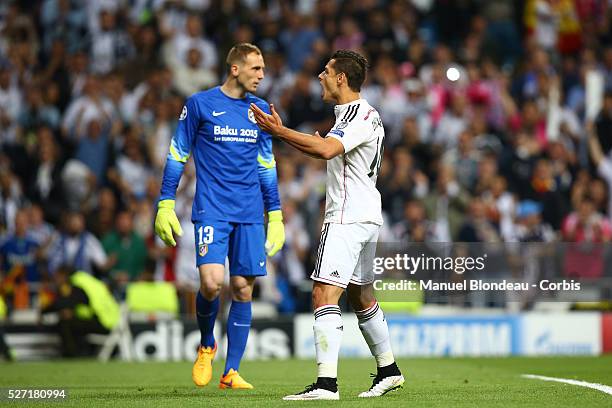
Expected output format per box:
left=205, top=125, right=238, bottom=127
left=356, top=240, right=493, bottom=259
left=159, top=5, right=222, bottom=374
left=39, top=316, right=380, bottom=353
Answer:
left=341, top=105, right=352, bottom=121
left=341, top=104, right=358, bottom=122
left=346, top=104, right=359, bottom=122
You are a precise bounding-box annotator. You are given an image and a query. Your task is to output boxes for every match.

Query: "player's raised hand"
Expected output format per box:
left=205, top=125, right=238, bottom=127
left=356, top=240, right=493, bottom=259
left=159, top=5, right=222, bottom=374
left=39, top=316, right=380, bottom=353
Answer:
left=250, top=103, right=283, bottom=135
left=269, top=104, right=283, bottom=126
left=155, top=199, right=183, bottom=247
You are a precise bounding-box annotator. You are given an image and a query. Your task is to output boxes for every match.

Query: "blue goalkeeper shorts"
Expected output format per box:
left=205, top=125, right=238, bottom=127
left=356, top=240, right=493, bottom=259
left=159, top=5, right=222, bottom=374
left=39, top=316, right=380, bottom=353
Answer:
left=193, top=219, right=266, bottom=277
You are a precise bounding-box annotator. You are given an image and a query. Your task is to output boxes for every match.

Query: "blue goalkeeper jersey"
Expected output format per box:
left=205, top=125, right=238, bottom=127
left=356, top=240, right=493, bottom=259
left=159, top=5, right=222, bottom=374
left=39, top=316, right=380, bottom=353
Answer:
left=159, top=86, right=280, bottom=224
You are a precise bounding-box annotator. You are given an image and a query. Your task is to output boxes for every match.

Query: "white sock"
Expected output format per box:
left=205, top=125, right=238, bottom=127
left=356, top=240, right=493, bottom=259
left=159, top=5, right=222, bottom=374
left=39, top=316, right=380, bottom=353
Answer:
left=356, top=302, right=395, bottom=367
left=313, top=305, right=343, bottom=378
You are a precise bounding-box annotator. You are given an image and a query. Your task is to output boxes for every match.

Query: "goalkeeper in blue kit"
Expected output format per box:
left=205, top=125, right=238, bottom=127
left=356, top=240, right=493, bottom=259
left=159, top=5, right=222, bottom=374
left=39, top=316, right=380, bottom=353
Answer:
left=154, top=43, right=285, bottom=389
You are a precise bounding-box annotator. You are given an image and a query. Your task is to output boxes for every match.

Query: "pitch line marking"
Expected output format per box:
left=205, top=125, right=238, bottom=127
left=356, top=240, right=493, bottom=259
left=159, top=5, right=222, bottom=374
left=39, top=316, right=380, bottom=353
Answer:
left=522, top=374, right=612, bottom=396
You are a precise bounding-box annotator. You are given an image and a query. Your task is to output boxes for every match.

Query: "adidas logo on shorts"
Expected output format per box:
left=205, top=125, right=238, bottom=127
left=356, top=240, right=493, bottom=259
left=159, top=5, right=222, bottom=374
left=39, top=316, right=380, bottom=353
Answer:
left=330, top=270, right=340, bottom=278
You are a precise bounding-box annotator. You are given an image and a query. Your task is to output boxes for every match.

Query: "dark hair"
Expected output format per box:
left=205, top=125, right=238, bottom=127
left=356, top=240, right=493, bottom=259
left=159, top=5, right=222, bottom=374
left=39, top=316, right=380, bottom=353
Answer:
left=226, top=43, right=262, bottom=73
left=330, top=50, right=368, bottom=92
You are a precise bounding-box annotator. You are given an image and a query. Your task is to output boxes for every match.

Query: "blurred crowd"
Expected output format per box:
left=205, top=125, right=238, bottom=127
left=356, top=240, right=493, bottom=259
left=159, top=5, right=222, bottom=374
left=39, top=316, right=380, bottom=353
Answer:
left=0, top=0, right=611, bottom=315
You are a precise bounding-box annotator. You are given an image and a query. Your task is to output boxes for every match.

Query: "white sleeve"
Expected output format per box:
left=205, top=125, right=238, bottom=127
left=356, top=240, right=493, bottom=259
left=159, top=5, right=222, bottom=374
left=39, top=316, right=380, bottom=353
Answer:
left=61, top=99, right=83, bottom=135
left=598, top=158, right=612, bottom=185
left=86, top=234, right=108, bottom=268
left=327, top=111, right=373, bottom=153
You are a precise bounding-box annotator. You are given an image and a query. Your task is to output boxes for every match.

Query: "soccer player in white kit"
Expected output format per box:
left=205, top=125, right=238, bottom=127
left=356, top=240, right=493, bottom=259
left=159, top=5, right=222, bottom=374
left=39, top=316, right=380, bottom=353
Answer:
left=250, top=50, right=404, bottom=401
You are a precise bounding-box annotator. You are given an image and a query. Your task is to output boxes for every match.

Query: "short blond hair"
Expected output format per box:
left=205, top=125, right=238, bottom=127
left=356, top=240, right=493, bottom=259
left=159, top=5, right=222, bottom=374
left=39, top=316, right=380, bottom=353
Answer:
left=225, top=43, right=262, bottom=73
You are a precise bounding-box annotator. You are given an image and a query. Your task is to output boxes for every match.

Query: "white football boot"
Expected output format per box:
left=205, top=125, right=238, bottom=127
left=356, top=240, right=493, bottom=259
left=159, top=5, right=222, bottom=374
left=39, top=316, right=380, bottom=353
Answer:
left=358, top=373, right=405, bottom=398
left=283, top=383, right=340, bottom=400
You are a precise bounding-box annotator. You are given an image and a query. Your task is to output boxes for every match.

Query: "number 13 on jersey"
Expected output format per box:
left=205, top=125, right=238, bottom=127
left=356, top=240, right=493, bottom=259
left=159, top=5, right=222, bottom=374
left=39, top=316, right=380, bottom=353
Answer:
left=198, top=225, right=214, bottom=244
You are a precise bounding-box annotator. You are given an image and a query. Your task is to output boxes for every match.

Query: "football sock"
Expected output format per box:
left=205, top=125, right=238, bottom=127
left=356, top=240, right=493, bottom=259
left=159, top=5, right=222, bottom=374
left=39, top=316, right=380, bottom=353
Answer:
left=224, top=300, right=252, bottom=375
left=378, top=361, right=402, bottom=377
left=356, top=301, right=395, bottom=368
left=196, top=292, right=219, bottom=348
left=315, top=376, right=338, bottom=393
left=313, top=305, right=343, bottom=379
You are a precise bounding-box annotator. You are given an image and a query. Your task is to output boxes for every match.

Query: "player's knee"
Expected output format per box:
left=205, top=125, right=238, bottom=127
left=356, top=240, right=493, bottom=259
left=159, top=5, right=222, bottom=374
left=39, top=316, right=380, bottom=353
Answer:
left=200, top=280, right=221, bottom=300
left=311, top=285, right=323, bottom=308
left=347, top=285, right=375, bottom=311
left=231, top=282, right=253, bottom=302
left=312, top=284, right=339, bottom=309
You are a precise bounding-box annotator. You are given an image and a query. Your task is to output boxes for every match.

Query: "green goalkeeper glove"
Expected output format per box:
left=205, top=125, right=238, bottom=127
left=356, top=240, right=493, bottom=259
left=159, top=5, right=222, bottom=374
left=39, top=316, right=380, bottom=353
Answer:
left=155, top=199, right=183, bottom=247
left=265, top=209, right=285, bottom=256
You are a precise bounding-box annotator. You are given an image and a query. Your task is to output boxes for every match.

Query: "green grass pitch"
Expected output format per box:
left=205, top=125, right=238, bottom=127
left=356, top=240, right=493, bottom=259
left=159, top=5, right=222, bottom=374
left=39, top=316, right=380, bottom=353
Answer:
left=1, top=357, right=611, bottom=407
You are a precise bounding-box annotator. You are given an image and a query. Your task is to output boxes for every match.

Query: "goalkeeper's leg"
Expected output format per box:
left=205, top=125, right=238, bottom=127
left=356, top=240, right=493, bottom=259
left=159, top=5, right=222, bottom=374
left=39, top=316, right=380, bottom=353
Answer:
left=218, top=275, right=255, bottom=389
left=192, top=263, right=224, bottom=387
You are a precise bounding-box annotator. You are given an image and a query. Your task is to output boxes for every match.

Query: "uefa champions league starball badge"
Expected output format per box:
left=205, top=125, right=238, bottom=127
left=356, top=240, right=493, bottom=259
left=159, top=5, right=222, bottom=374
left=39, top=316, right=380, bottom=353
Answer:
left=248, top=108, right=257, bottom=124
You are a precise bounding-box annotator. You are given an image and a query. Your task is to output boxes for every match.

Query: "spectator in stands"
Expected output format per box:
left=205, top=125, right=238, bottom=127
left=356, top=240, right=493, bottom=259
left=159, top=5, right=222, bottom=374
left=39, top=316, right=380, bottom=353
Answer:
left=442, top=129, right=480, bottom=191
left=73, top=117, right=114, bottom=185
left=0, top=165, right=24, bottom=234
left=172, top=47, right=217, bottom=97
left=280, top=14, right=324, bottom=72
left=27, top=126, right=66, bottom=224
left=525, top=158, right=569, bottom=229
left=0, top=64, right=21, bottom=140
left=433, top=91, right=470, bottom=149
left=87, top=187, right=118, bottom=239
left=588, top=101, right=612, bottom=215
left=17, top=84, right=61, bottom=132
left=562, top=194, right=612, bottom=278
left=458, top=197, right=502, bottom=243
left=89, top=8, right=134, bottom=75
left=47, top=211, right=109, bottom=276
left=393, top=199, right=430, bottom=243
left=102, top=210, right=148, bottom=296
left=0, top=209, right=41, bottom=283
left=273, top=199, right=310, bottom=313
left=512, top=200, right=556, bottom=242
left=122, top=23, right=162, bottom=88
left=61, top=75, right=114, bottom=140
left=481, top=175, right=516, bottom=242
left=165, top=14, right=217, bottom=71
left=423, top=164, right=471, bottom=241
left=381, top=147, right=418, bottom=224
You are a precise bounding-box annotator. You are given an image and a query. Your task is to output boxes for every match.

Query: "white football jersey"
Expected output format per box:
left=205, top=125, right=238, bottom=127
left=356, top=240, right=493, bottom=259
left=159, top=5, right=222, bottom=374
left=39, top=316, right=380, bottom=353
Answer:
left=324, top=98, right=384, bottom=225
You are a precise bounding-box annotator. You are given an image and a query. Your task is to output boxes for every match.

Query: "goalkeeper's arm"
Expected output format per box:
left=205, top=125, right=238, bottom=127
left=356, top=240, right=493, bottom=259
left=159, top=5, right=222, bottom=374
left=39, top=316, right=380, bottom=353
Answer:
left=155, top=97, right=199, bottom=247
left=257, top=118, right=285, bottom=257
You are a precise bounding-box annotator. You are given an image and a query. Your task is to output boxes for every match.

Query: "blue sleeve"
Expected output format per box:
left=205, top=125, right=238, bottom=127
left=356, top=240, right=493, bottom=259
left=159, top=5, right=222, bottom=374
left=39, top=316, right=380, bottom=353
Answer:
left=159, top=96, right=201, bottom=201
left=256, top=103, right=281, bottom=212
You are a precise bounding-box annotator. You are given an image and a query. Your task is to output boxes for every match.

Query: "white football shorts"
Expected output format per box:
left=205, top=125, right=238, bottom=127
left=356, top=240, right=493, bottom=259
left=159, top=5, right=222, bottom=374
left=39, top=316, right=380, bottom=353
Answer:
left=310, top=222, right=380, bottom=288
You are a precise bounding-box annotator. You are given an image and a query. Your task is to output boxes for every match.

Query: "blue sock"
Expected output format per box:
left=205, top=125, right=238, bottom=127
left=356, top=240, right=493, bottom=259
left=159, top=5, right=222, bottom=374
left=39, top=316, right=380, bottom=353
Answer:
left=224, top=300, right=252, bottom=375
left=196, top=292, right=219, bottom=348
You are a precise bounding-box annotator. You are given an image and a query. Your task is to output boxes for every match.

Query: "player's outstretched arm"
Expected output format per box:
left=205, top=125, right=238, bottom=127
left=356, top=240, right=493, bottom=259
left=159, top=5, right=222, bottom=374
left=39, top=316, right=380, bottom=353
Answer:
left=250, top=103, right=343, bottom=160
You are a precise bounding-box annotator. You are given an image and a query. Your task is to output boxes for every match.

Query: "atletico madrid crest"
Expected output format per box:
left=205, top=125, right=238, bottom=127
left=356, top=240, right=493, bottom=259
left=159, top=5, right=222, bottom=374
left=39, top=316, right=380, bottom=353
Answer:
left=198, top=244, right=208, bottom=257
